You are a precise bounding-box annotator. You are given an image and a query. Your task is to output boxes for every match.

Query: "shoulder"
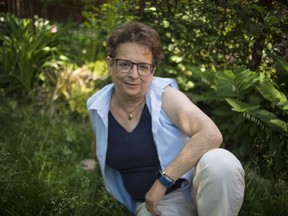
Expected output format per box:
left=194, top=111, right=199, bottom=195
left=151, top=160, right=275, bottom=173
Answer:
left=150, top=76, right=179, bottom=91
left=162, top=86, right=191, bottom=107
left=162, top=86, right=200, bottom=122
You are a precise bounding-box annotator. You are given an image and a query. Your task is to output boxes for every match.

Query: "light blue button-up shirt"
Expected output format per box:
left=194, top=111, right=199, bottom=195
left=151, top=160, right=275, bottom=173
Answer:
left=87, top=77, right=193, bottom=213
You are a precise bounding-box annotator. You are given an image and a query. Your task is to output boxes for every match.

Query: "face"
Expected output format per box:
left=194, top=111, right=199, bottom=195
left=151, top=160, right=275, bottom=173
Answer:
left=107, top=42, right=155, bottom=99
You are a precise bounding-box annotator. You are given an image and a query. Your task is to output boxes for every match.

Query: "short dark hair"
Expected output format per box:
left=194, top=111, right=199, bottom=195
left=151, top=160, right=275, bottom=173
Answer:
left=106, top=22, right=164, bottom=66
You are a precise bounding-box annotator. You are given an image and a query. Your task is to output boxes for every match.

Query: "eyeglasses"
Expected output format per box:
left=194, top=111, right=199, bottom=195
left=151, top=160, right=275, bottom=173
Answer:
left=113, top=58, right=154, bottom=76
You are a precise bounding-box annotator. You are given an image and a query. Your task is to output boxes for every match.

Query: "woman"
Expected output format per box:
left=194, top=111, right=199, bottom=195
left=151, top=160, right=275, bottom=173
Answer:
left=87, top=22, right=245, bottom=216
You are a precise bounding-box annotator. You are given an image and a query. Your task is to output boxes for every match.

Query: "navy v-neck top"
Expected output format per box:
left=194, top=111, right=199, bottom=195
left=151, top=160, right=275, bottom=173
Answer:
left=106, top=104, right=160, bottom=202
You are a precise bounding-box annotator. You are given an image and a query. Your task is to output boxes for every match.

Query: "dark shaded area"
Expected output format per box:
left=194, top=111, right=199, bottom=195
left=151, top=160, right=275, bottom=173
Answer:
left=0, top=0, right=106, bottom=22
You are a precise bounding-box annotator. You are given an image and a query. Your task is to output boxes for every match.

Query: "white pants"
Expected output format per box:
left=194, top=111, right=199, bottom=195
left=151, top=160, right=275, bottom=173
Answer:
left=136, top=148, right=245, bottom=216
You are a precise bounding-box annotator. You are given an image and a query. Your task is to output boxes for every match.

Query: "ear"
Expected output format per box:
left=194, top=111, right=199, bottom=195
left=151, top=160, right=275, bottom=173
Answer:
left=152, top=65, right=157, bottom=74
left=106, top=57, right=113, bottom=68
left=106, top=57, right=113, bottom=76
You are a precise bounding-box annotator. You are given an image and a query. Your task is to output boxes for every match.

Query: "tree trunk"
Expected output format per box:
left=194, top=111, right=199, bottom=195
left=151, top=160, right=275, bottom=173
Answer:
left=248, top=0, right=272, bottom=71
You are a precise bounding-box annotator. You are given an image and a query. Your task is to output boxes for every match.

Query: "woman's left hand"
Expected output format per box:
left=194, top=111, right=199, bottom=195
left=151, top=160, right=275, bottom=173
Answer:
left=145, top=180, right=167, bottom=216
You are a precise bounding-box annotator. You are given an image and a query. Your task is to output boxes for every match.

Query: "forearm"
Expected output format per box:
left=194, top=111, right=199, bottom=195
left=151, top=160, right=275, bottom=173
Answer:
left=144, top=130, right=222, bottom=215
left=162, top=129, right=222, bottom=182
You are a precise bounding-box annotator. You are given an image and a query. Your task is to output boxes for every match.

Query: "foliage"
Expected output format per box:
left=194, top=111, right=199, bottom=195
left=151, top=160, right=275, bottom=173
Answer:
left=0, top=13, right=109, bottom=117
left=75, top=0, right=137, bottom=64
left=139, top=0, right=288, bottom=88
left=190, top=63, right=288, bottom=181
left=0, top=105, right=132, bottom=216
left=0, top=13, right=71, bottom=99
left=34, top=61, right=108, bottom=117
left=240, top=168, right=288, bottom=216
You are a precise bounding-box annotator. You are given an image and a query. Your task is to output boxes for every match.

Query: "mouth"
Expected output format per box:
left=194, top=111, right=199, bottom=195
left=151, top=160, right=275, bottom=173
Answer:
left=123, top=81, right=139, bottom=86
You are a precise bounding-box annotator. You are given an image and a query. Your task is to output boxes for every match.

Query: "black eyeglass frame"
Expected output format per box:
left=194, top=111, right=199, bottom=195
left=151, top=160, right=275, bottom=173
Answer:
left=112, top=58, right=155, bottom=76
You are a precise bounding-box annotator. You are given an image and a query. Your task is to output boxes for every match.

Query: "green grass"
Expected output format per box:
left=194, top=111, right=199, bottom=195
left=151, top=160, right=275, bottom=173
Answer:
left=239, top=169, right=288, bottom=216
left=0, top=103, right=131, bottom=216
left=0, top=103, right=287, bottom=216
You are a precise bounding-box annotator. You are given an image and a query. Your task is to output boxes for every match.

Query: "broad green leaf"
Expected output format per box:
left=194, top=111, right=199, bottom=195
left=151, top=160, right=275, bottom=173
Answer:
left=226, top=98, right=288, bottom=133
left=225, top=98, right=260, bottom=112
left=276, top=55, right=288, bottom=71
left=223, top=70, right=235, bottom=79
left=277, top=101, right=288, bottom=111
left=256, top=82, right=287, bottom=104
left=249, top=109, right=288, bottom=133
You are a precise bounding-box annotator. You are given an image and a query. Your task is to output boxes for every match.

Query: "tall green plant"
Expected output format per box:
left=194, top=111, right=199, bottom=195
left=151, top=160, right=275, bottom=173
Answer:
left=0, top=13, right=69, bottom=99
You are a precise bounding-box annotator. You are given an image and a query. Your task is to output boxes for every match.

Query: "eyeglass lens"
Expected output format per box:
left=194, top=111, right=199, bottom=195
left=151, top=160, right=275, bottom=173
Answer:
left=116, top=59, right=153, bottom=76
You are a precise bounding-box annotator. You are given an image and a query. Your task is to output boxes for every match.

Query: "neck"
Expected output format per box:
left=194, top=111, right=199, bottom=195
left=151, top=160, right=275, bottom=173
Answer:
left=112, top=92, right=146, bottom=120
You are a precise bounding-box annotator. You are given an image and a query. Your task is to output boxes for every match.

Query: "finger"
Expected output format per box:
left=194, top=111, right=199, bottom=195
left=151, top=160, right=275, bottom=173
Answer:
left=154, top=208, right=161, bottom=216
left=146, top=202, right=161, bottom=216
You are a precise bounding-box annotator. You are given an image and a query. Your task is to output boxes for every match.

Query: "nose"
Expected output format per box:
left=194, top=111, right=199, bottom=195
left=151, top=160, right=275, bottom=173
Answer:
left=128, top=64, right=139, bottom=78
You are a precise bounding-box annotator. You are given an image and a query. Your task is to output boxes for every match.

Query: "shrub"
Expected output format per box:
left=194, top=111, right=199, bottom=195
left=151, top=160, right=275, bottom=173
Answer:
left=0, top=13, right=109, bottom=118
left=0, top=13, right=70, bottom=99
left=190, top=63, right=288, bottom=182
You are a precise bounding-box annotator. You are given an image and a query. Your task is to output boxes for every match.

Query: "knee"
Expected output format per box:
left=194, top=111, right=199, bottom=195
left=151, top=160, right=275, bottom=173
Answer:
left=193, top=149, right=245, bottom=215
left=196, top=148, right=245, bottom=181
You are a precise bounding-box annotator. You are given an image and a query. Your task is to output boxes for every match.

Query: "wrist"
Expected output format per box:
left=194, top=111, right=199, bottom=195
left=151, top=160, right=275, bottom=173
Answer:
left=155, top=169, right=176, bottom=189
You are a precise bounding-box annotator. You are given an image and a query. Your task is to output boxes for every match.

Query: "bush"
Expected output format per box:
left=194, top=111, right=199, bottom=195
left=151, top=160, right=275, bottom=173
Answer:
left=0, top=13, right=110, bottom=118
left=190, top=64, right=288, bottom=182
left=0, top=13, right=71, bottom=99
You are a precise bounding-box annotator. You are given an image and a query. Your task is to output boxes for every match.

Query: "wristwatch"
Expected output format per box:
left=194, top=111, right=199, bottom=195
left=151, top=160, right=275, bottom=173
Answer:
left=156, top=169, right=175, bottom=189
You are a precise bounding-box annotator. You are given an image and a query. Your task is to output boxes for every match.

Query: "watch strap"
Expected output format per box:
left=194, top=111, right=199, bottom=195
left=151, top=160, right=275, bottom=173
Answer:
left=156, top=169, right=175, bottom=189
